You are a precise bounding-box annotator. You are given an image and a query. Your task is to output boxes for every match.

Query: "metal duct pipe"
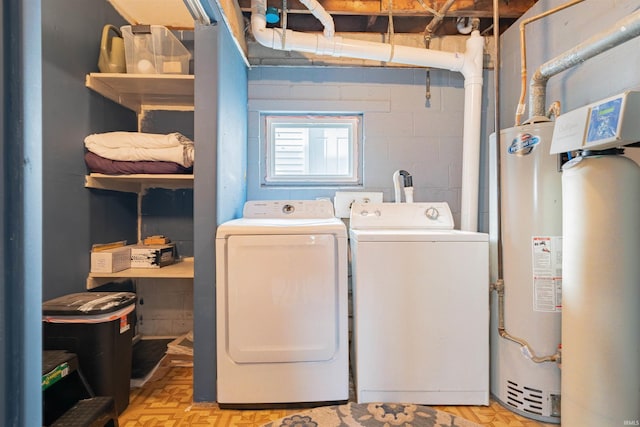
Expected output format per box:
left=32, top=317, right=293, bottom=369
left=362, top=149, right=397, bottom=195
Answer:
left=529, top=9, right=640, bottom=119
left=251, top=0, right=485, bottom=231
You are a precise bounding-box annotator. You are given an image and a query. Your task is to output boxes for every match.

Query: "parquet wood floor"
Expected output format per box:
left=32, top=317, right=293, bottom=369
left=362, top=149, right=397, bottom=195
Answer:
left=118, top=359, right=557, bottom=427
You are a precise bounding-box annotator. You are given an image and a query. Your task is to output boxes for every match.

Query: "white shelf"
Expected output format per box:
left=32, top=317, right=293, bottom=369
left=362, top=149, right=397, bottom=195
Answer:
left=86, top=73, right=194, bottom=113
left=85, top=173, right=194, bottom=193
left=87, top=257, right=194, bottom=289
left=85, top=71, right=196, bottom=290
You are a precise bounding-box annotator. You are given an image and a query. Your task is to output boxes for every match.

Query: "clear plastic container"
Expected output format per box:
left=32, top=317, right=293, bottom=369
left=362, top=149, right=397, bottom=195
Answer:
left=121, top=25, right=191, bottom=74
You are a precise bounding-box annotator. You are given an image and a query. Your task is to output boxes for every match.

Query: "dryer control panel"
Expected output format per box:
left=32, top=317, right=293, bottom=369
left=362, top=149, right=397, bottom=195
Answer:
left=243, top=200, right=335, bottom=219
left=349, top=202, right=454, bottom=230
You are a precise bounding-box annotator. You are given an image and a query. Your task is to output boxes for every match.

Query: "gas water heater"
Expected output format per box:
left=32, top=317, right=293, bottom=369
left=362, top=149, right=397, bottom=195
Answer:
left=490, top=120, right=562, bottom=424
left=550, top=91, right=640, bottom=426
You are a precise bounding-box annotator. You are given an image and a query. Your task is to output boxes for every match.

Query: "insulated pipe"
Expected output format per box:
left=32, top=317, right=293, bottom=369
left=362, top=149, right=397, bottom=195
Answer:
left=529, top=9, right=640, bottom=119
left=251, top=0, right=484, bottom=230
left=514, top=0, right=585, bottom=126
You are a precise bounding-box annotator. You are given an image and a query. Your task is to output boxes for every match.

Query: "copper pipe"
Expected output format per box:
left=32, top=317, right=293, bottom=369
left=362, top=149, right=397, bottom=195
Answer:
left=514, top=0, right=585, bottom=126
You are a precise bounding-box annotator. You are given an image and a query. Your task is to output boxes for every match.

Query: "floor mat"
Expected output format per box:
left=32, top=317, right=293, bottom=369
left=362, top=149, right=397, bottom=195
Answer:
left=260, top=403, right=482, bottom=427
left=131, top=339, right=172, bottom=380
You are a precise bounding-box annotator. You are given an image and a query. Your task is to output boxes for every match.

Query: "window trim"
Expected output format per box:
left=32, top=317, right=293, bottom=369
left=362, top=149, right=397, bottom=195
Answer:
left=261, top=113, right=363, bottom=187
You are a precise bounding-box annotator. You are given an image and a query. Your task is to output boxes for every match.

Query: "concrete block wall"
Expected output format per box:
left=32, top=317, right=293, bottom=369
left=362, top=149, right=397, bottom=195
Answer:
left=135, top=278, right=193, bottom=337
left=248, top=66, right=495, bottom=231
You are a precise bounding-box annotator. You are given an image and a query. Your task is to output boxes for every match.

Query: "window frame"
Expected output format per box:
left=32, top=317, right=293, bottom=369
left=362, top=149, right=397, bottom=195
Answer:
left=261, top=113, right=363, bottom=187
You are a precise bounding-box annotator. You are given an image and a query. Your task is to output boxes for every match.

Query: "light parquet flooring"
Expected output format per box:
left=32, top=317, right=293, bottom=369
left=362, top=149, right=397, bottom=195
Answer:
left=118, top=359, right=557, bottom=427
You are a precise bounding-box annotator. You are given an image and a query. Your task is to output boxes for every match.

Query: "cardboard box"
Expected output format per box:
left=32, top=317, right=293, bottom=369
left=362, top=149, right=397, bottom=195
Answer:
left=91, top=246, right=131, bottom=273
left=130, top=244, right=176, bottom=268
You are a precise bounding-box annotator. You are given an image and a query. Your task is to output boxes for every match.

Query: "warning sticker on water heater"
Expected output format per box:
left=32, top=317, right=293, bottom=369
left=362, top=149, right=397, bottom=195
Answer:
left=532, top=236, right=562, bottom=312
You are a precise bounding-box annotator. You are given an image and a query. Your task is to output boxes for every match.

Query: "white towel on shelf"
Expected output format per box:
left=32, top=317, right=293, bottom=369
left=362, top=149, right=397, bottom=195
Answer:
left=84, top=131, right=195, bottom=167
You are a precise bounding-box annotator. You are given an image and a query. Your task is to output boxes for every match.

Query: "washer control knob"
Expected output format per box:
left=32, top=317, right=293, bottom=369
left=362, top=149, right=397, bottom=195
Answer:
left=425, top=206, right=440, bottom=220
left=282, top=204, right=295, bottom=214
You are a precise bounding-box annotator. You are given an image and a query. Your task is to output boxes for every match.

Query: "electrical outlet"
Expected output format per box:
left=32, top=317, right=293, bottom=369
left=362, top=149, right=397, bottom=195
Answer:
left=334, top=191, right=383, bottom=218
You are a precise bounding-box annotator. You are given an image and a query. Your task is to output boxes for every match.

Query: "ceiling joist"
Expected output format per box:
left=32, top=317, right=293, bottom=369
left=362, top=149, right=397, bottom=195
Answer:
left=237, top=0, right=536, bottom=18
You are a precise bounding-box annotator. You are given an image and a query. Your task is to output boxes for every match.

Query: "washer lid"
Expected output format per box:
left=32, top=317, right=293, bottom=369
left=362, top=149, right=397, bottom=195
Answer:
left=349, top=228, right=488, bottom=242
left=217, top=199, right=346, bottom=238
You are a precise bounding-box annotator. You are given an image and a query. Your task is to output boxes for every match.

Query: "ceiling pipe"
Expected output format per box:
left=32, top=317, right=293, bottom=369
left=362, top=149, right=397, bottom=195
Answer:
left=529, top=8, right=640, bottom=120
left=456, top=17, right=474, bottom=34
left=423, top=0, right=456, bottom=42
left=422, top=0, right=457, bottom=101
left=250, top=0, right=485, bottom=231
left=298, top=0, right=334, bottom=38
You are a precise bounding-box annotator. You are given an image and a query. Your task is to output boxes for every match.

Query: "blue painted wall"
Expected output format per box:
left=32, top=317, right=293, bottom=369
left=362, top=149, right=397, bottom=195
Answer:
left=42, top=0, right=137, bottom=300
left=193, top=18, right=248, bottom=401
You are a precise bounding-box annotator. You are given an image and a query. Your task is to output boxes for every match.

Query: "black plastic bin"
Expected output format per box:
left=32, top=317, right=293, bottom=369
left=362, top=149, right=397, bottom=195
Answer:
left=42, top=292, right=136, bottom=415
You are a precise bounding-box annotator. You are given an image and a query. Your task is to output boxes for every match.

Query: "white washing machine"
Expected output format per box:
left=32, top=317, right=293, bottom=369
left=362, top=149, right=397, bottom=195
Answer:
left=349, top=202, right=489, bottom=405
left=215, top=200, right=349, bottom=406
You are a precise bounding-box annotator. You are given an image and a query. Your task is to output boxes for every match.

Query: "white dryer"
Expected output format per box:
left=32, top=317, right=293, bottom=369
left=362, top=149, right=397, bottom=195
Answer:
left=349, top=202, right=489, bottom=405
left=216, top=200, right=349, bottom=406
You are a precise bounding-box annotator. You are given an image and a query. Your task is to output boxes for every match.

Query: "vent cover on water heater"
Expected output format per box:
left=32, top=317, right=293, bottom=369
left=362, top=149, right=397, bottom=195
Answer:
left=506, top=380, right=544, bottom=416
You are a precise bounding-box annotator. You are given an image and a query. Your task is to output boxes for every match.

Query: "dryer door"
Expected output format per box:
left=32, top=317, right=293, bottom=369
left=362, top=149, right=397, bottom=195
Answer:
left=224, top=233, right=339, bottom=363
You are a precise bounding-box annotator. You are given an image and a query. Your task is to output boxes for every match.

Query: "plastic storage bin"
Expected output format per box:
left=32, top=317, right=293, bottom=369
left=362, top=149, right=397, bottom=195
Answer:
left=42, top=292, right=136, bottom=415
left=121, top=24, right=191, bottom=74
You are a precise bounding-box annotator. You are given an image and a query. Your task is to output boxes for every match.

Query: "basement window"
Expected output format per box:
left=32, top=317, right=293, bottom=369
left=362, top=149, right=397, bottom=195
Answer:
left=263, top=114, right=363, bottom=186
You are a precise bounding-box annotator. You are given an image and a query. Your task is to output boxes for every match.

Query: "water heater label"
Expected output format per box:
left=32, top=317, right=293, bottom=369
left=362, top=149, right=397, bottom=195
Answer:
left=532, top=236, right=562, bottom=312
left=508, top=133, right=540, bottom=156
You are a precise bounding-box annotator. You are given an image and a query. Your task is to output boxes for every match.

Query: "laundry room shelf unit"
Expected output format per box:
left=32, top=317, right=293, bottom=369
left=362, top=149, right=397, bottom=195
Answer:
left=85, top=73, right=194, bottom=113
left=87, top=257, right=194, bottom=290
left=84, top=173, right=194, bottom=193
left=84, top=72, right=195, bottom=290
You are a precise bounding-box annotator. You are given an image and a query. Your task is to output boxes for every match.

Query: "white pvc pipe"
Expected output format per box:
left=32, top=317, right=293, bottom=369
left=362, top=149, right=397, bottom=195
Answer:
left=456, top=17, right=473, bottom=35
left=299, top=0, right=334, bottom=38
left=251, top=0, right=484, bottom=230
left=460, top=33, right=485, bottom=231
left=251, top=0, right=467, bottom=70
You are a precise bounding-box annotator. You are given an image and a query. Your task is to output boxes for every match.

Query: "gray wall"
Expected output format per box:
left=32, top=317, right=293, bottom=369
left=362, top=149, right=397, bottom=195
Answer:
left=499, top=0, right=640, bottom=130
left=248, top=66, right=494, bottom=231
